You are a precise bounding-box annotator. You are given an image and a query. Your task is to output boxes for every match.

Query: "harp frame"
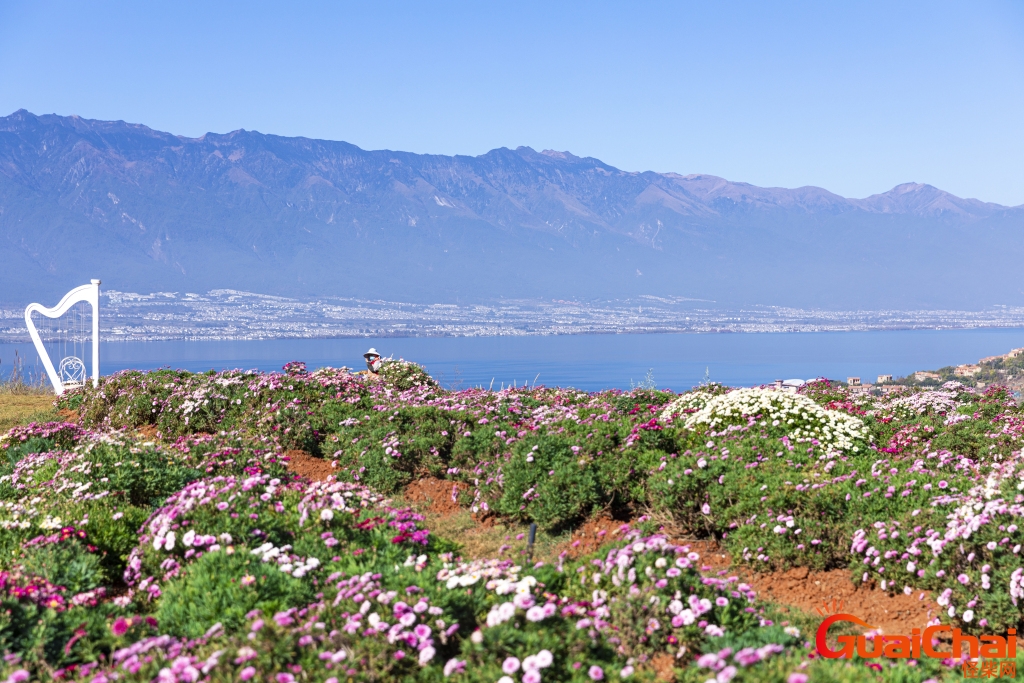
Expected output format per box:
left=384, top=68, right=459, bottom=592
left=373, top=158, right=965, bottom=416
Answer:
left=24, top=279, right=101, bottom=395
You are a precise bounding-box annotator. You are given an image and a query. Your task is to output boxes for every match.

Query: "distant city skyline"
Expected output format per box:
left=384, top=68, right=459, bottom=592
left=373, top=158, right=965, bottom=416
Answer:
left=1, top=1, right=1022, bottom=205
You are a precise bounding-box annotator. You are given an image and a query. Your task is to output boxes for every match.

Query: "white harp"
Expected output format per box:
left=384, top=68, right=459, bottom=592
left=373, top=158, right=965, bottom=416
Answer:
left=25, top=280, right=101, bottom=395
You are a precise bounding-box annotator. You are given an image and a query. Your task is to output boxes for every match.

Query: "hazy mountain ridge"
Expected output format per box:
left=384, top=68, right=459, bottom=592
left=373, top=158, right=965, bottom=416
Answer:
left=1, top=109, right=1022, bottom=309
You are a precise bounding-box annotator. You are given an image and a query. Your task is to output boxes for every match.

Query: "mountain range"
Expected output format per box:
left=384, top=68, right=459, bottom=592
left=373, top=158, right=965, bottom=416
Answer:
left=1, top=109, right=1022, bottom=309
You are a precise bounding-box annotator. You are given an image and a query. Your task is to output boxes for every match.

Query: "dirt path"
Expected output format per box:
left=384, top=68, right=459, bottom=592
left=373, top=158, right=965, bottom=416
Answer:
left=684, top=539, right=939, bottom=635
left=280, top=466, right=942, bottom=637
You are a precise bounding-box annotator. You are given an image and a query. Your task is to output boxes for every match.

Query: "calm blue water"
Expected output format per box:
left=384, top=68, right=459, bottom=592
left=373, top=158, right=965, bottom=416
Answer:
left=2, top=329, right=1023, bottom=392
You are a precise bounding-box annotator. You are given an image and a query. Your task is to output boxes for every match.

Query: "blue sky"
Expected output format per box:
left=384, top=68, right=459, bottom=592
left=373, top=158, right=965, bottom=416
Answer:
left=1, top=1, right=1022, bottom=204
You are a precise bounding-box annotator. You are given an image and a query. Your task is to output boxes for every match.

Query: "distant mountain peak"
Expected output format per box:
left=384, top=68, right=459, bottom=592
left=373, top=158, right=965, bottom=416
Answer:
left=539, top=149, right=578, bottom=160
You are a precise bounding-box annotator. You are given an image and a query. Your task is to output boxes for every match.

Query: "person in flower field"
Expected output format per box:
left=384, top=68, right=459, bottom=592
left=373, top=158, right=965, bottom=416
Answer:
left=363, top=348, right=382, bottom=374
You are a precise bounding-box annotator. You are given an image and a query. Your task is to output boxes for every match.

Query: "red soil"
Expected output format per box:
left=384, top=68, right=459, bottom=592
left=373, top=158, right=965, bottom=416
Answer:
left=404, top=477, right=468, bottom=515
left=135, top=424, right=159, bottom=440
left=283, top=450, right=334, bottom=482
left=564, top=515, right=632, bottom=558
left=676, top=539, right=939, bottom=635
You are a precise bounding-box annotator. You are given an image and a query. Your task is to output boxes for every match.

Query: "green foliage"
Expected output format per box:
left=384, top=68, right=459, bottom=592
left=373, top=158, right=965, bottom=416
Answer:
left=156, top=550, right=315, bottom=638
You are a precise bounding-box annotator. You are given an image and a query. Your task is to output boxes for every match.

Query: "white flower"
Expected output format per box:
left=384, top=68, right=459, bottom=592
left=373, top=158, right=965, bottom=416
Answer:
left=164, top=532, right=175, bottom=551
left=962, top=609, right=974, bottom=622
left=320, top=509, right=334, bottom=521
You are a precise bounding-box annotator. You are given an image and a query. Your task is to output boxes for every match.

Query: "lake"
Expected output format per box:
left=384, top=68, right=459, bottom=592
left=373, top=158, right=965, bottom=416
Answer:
left=2, top=329, right=1023, bottom=392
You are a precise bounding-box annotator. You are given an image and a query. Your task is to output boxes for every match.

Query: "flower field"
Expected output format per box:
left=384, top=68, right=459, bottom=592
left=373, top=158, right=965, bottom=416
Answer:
left=2, top=359, right=1024, bottom=682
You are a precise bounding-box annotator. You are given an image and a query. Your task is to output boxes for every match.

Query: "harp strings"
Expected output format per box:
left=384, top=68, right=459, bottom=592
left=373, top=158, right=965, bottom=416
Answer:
left=34, top=301, right=91, bottom=386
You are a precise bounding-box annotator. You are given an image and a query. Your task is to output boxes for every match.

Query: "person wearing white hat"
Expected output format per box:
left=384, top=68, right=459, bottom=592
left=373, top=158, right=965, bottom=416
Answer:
left=363, top=348, right=382, bottom=374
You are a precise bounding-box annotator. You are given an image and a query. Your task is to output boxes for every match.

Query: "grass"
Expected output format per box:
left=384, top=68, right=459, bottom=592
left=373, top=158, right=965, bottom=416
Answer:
left=395, top=496, right=576, bottom=564
left=0, top=392, right=58, bottom=432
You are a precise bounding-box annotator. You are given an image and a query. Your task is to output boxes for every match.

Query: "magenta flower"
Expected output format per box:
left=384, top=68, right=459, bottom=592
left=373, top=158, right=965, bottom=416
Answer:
left=110, top=617, right=129, bottom=636
left=239, top=667, right=256, bottom=681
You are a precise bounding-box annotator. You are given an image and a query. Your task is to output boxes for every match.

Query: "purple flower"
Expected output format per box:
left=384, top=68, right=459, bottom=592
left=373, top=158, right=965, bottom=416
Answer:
left=589, top=665, right=605, bottom=680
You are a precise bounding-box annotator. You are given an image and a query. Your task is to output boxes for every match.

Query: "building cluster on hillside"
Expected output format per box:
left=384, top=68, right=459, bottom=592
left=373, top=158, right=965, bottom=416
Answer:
left=907, top=347, right=1024, bottom=393
left=843, top=375, right=902, bottom=396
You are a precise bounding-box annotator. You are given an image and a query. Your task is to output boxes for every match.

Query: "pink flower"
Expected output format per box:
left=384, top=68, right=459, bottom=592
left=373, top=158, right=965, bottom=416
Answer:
left=275, top=674, right=295, bottom=683
left=443, top=658, right=465, bottom=677
left=239, top=667, right=256, bottom=681
left=250, top=619, right=264, bottom=632
left=787, top=675, right=808, bottom=683
left=503, top=657, right=521, bottom=674
left=394, top=651, right=406, bottom=660
left=958, top=574, right=970, bottom=585
left=588, top=665, right=605, bottom=680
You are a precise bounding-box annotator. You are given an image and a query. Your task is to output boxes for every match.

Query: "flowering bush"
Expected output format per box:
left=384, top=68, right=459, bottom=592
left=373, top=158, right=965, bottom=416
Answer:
left=7, top=364, right=1024, bottom=680
left=671, top=387, right=866, bottom=457
left=377, top=359, right=440, bottom=393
